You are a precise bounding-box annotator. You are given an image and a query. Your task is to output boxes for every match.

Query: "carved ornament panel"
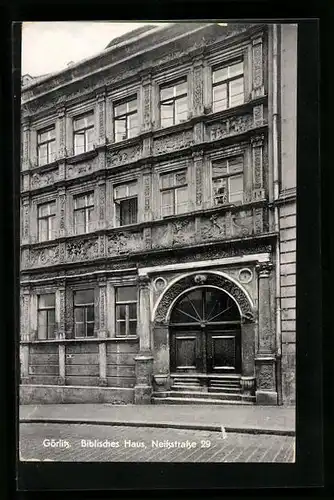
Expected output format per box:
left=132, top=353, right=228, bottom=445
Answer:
left=208, top=113, right=253, bottom=141
left=107, top=231, right=144, bottom=256
left=172, top=218, right=196, bottom=246
left=66, top=238, right=99, bottom=262
left=153, top=130, right=193, bottom=155
left=31, top=169, right=59, bottom=190
left=29, top=245, right=59, bottom=268
left=107, top=144, right=141, bottom=168
left=67, top=158, right=98, bottom=180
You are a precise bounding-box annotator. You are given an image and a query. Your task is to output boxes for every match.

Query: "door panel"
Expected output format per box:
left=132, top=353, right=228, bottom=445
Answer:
left=170, top=328, right=203, bottom=374
left=207, top=329, right=241, bottom=374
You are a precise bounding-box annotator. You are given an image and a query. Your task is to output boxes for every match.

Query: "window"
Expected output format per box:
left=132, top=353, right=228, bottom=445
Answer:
left=74, top=192, right=94, bottom=234
left=115, top=286, right=137, bottom=336
left=114, top=182, right=138, bottom=226
left=114, top=97, right=138, bottom=142
left=74, top=289, right=95, bottom=338
left=160, top=170, right=188, bottom=216
left=160, top=79, right=188, bottom=128
left=73, top=112, right=95, bottom=155
left=212, top=61, right=244, bottom=112
left=37, top=126, right=56, bottom=166
left=38, top=201, right=56, bottom=242
left=38, top=294, right=56, bottom=339
left=212, top=156, right=244, bottom=205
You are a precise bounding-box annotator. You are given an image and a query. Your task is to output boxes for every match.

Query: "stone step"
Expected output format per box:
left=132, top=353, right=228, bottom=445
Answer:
left=172, top=385, right=241, bottom=394
left=152, top=396, right=255, bottom=406
left=168, top=391, right=244, bottom=401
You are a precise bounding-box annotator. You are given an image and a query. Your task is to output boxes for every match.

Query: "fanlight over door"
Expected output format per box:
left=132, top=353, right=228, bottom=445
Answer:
left=169, top=287, right=242, bottom=375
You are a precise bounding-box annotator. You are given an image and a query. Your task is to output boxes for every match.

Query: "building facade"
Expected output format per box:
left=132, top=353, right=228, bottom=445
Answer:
left=20, top=23, right=297, bottom=406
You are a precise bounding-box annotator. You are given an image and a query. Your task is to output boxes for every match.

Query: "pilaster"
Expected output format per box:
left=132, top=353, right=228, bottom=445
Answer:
left=55, top=281, right=66, bottom=339
left=192, top=55, right=205, bottom=117
left=21, top=196, right=30, bottom=245
left=141, top=73, right=152, bottom=133
left=58, top=344, right=66, bottom=385
left=251, top=35, right=265, bottom=99
left=56, top=106, right=66, bottom=159
left=192, top=151, right=204, bottom=210
left=20, top=344, right=30, bottom=383
left=21, top=118, right=30, bottom=171
left=97, top=179, right=106, bottom=230
left=251, top=134, right=266, bottom=200
left=96, top=91, right=106, bottom=146
left=21, top=288, right=31, bottom=342
left=57, top=187, right=66, bottom=239
left=142, top=165, right=153, bottom=222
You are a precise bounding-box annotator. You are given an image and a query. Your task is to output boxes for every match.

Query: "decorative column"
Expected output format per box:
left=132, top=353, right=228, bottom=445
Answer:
left=98, top=277, right=107, bottom=386
left=192, top=151, right=204, bottom=211
left=251, top=35, right=265, bottom=99
left=56, top=282, right=66, bottom=384
left=251, top=134, right=265, bottom=201
left=57, top=107, right=66, bottom=158
left=96, top=91, right=106, bottom=146
left=141, top=73, right=152, bottom=133
left=192, top=55, right=205, bottom=117
left=20, top=288, right=31, bottom=384
left=97, top=179, right=106, bottom=230
left=255, top=261, right=277, bottom=405
left=57, top=187, right=66, bottom=239
left=21, top=196, right=30, bottom=245
left=21, top=118, right=30, bottom=171
left=141, top=165, right=152, bottom=223
left=134, top=274, right=153, bottom=404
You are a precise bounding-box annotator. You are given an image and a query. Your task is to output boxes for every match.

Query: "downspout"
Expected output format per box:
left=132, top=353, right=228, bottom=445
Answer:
left=272, top=24, right=283, bottom=405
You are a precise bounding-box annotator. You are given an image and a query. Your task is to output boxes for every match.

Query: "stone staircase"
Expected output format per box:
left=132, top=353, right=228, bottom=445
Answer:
left=152, top=374, right=256, bottom=405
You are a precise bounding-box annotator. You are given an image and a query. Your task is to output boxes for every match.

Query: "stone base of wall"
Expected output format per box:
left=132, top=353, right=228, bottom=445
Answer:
left=20, top=384, right=134, bottom=405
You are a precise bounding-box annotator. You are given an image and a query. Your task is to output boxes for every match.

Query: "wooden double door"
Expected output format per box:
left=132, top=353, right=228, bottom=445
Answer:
left=169, top=287, right=242, bottom=377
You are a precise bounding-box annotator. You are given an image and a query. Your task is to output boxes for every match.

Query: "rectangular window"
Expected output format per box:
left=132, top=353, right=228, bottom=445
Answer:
left=160, top=169, right=188, bottom=216
left=212, top=61, right=244, bottom=113
left=38, top=293, right=56, bottom=340
left=74, top=289, right=95, bottom=338
left=160, top=79, right=188, bottom=128
left=212, top=156, right=244, bottom=205
left=114, top=181, right=138, bottom=226
left=73, top=112, right=95, bottom=155
left=37, top=201, right=56, bottom=242
left=74, top=192, right=94, bottom=234
left=37, top=126, right=56, bottom=166
left=115, top=286, right=137, bottom=337
left=114, top=97, right=138, bottom=143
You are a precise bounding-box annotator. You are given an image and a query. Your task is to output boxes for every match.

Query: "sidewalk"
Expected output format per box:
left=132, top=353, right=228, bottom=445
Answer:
left=20, top=404, right=295, bottom=435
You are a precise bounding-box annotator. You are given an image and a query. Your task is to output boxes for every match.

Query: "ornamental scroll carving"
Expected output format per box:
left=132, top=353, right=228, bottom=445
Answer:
left=193, top=151, right=203, bottom=206
left=143, top=174, right=151, bottom=212
left=172, top=218, right=195, bottom=246
left=209, top=114, right=253, bottom=141
left=98, top=183, right=106, bottom=222
left=66, top=238, right=99, bottom=261
left=252, top=38, right=264, bottom=97
left=251, top=135, right=264, bottom=189
left=257, top=363, right=274, bottom=390
left=31, top=169, right=58, bottom=189
left=29, top=246, right=59, bottom=268
left=193, top=65, right=203, bottom=113
left=107, top=144, right=141, bottom=168
left=67, top=162, right=94, bottom=180
left=107, top=231, right=144, bottom=256
left=200, top=214, right=227, bottom=240
left=98, top=99, right=105, bottom=139
left=22, top=203, right=30, bottom=240
left=143, top=84, right=151, bottom=128
left=99, top=285, right=106, bottom=330
left=154, top=273, right=254, bottom=323
left=58, top=193, right=66, bottom=233
left=232, top=210, right=253, bottom=237
left=153, top=130, right=193, bottom=155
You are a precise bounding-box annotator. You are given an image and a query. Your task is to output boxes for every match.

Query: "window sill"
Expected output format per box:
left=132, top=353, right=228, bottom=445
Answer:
left=66, top=149, right=98, bottom=164
left=205, top=95, right=267, bottom=124
left=153, top=120, right=193, bottom=138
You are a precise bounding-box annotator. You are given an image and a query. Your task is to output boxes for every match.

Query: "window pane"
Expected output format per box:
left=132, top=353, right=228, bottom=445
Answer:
left=38, top=218, right=48, bottom=242
left=128, top=303, right=137, bottom=319
left=86, top=322, right=94, bottom=337
left=39, top=293, right=55, bottom=308
left=75, top=323, right=85, bottom=338
left=161, top=103, right=174, bottom=128
left=38, top=144, right=48, bottom=165
left=86, top=128, right=95, bottom=150
left=116, top=321, right=126, bottom=336
left=160, top=85, right=174, bottom=101
left=74, top=209, right=85, bottom=234
left=47, top=324, right=56, bottom=339
left=74, top=117, right=85, bottom=130
left=87, top=193, right=94, bottom=206
left=74, top=132, right=85, bottom=155
left=213, top=84, right=227, bottom=112
left=114, top=102, right=127, bottom=116
left=114, top=184, right=128, bottom=199
left=116, top=305, right=126, bottom=320
left=212, top=161, right=228, bottom=178
left=116, top=286, right=137, bottom=302
left=161, top=190, right=174, bottom=216
left=86, top=306, right=94, bottom=323
left=161, top=173, right=173, bottom=189
left=120, top=198, right=137, bottom=226
left=213, top=178, right=228, bottom=205
left=74, top=307, right=84, bottom=323
left=129, top=320, right=137, bottom=335
left=175, top=97, right=188, bottom=124
left=175, top=170, right=187, bottom=186
left=38, top=311, right=47, bottom=340
left=74, top=195, right=85, bottom=209
left=128, top=99, right=137, bottom=112
left=228, top=62, right=243, bottom=78
left=128, top=114, right=138, bottom=137
left=115, top=118, right=127, bottom=142
left=128, top=182, right=138, bottom=197
left=229, top=175, right=244, bottom=202
left=228, top=156, right=243, bottom=174
left=175, top=187, right=188, bottom=214
left=229, top=78, right=244, bottom=107
left=86, top=113, right=94, bottom=127
left=74, top=290, right=94, bottom=305
left=213, top=66, right=228, bottom=84
left=175, top=80, right=187, bottom=96
left=49, top=141, right=56, bottom=162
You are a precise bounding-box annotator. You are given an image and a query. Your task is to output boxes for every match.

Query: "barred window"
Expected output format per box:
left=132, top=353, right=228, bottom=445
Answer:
left=74, top=192, right=94, bottom=234
left=160, top=79, right=188, bottom=128
left=73, top=112, right=95, bottom=155
left=74, top=289, right=95, bottom=338
left=212, top=61, right=244, bottom=112
left=38, top=201, right=56, bottom=242
left=37, top=126, right=56, bottom=166
left=212, top=156, right=244, bottom=205
left=115, top=286, right=137, bottom=337
left=114, top=181, right=138, bottom=226
left=160, top=170, right=188, bottom=217
left=38, top=294, right=56, bottom=340
left=114, top=97, right=138, bottom=142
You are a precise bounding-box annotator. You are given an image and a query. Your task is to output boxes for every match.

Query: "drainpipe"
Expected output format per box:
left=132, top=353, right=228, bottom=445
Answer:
left=272, top=24, right=283, bottom=405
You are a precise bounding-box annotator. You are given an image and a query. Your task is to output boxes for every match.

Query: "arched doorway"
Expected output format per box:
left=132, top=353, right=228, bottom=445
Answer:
left=169, top=286, right=242, bottom=387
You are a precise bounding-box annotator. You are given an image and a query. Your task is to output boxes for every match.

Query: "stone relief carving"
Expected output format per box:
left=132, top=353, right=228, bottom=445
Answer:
left=252, top=141, right=263, bottom=189
left=151, top=224, right=172, bottom=250
left=67, top=162, right=94, bottom=179
left=258, top=363, right=274, bottom=390
left=99, top=100, right=105, bottom=139
left=193, top=65, right=203, bottom=111
left=31, top=169, right=58, bottom=189
left=144, top=174, right=151, bottom=212
left=209, top=114, right=253, bottom=141
left=59, top=194, right=66, bottom=233
left=143, top=227, right=152, bottom=249
left=98, top=183, right=106, bottom=222
left=30, top=245, right=59, bottom=268
left=153, top=130, right=193, bottom=155
left=143, top=84, right=151, bottom=126
left=99, top=286, right=106, bottom=330
left=172, top=219, right=195, bottom=246
left=107, top=231, right=143, bottom=256
left=107, top=144, right=141, bottom=168
left=252, top=39, right=263, bottom=92
left=238, top=268, right=253, bottom=284
left=154, top=272, right=254, bottom=323
left=66, top=238, right=99, bottom=261
left=253, top=104, right=264, bottom=127
left=58, top=288, right=66, bottom=332
left=254, top=208, right=264, bottom=233
left=232, top=210, right=253, bottom=237
left=200, top=214, right=227, bottom=240
left=22, top=204, right=30, bottom=240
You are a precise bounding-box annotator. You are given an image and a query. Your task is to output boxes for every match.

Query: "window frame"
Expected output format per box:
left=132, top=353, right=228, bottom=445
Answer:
left=113, top=181, right=138, bottom=227
left=211, top=156, right=244, bottom=206
left=115, top=286, right=138, bottom=337
left=37, top=126, right=56, bottom=166
left=73, top=192, right=95, bottom=234
left=73, top=112, right=95, bottom=155
left=113, top=96, right=138, bottom=143
left=159, top=78, right=188, bottom=128
left=37, top=293, right=56, bottom=340
left=212, top=59, right=244, bottom=112
left=160, top=169, right=188, bottom=217
left=73, top=289, right=95, bottom=338
left=37, top=201, right=56, bottom=242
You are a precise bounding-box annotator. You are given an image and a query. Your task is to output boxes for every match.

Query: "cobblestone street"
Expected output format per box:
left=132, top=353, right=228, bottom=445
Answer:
left=20, top=423, right=295, bottom=463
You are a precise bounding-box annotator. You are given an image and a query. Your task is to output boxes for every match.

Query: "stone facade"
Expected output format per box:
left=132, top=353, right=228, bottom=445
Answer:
left=20, top=23, right=297, bottom=405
